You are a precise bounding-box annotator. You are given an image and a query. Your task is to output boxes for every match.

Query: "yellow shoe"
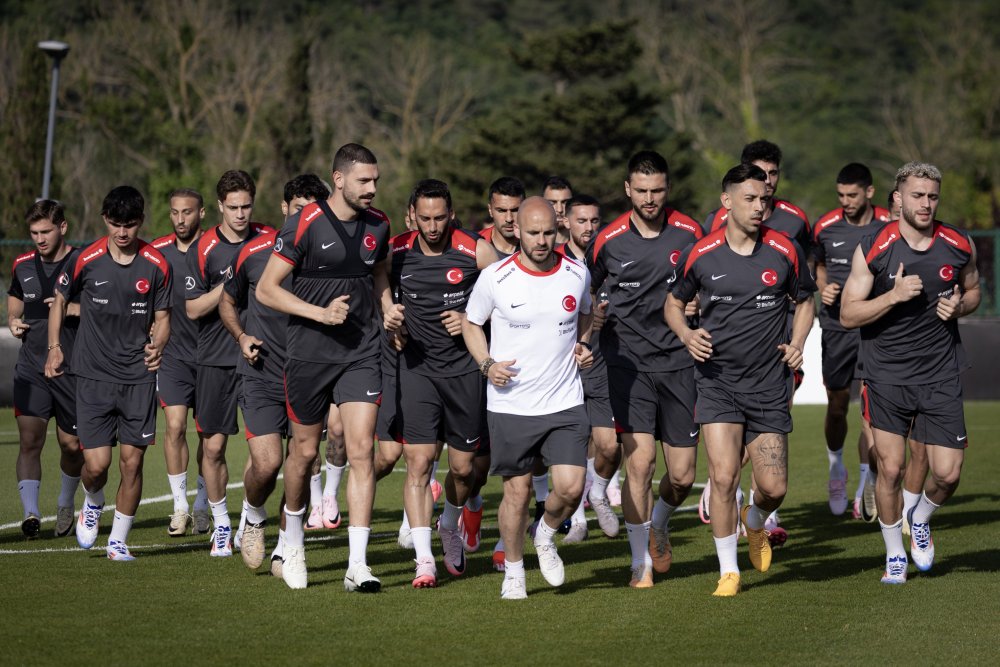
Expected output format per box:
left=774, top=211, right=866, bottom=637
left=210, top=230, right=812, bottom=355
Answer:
left=629, top=564, right=654, bottom=588
left=712, top=571, right=741, bottom=596
left=649, top=526, right=672, bottom=574
left=741, top=505, right=772, bottom=572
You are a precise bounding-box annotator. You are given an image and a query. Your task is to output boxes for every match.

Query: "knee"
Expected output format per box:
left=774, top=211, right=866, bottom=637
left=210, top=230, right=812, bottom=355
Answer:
left=668, top=465, right=696, bottom=492
left=165, top=419, right=186, bottom=440
left=755, top=478, right=786, bottom=504
left=931, top=466, right=961, bottom=490
left=709, top=469, right=740, bottom=497
left=877, top=460, right=904, bottom=483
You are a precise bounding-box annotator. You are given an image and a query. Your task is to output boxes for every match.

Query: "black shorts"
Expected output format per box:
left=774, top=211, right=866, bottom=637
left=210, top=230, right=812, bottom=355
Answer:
left=157, top=355, right=197, bottom=408
left=376, top=370, right=401, bottom=442
left=488, top=405, right=589, bottom=477
left=285, top=355, right=381, bottom=426
left=240, top=375, right=288, bottom=440
left=13, top=367, right=77, bottom=435
left=195, top=365, right=240, bottom=435
left=608, top=365, right=698, bottom=446
left=695, top=382, right=792, bottom=444
left=582, top=366, right=614, bottom=430
left=398, top=367, right=486, bottom=453
left=863, top=377, right=967, bottom=449
left=76, top=377, right=156, bottom=449
left=821, top=329, right=860, bottom=391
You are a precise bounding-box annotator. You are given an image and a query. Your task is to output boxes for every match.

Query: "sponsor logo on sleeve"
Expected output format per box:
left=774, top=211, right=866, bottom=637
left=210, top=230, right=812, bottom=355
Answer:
left=274, top=237, right=284, bottom=252
left=184, top=276, right=196, bottom=290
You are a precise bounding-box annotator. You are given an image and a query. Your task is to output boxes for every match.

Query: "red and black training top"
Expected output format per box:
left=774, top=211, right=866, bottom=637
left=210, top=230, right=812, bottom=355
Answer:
left=8, top=248, right=79, bottom=374
left=151, top=233, right=199, bottom=362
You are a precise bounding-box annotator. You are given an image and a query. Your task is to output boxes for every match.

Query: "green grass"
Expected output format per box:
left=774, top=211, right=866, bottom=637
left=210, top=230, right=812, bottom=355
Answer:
left=1, top=403, right=998, bottom=666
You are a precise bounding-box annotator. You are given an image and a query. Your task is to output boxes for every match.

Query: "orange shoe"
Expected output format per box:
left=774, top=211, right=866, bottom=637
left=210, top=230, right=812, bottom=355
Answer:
left=712, top=572, right=740, bottom=596
left=461, top=505, right=482, bottom=553
left=629, top=564, right=654, bottom=588
left=649, top=526, right=672, bottom=574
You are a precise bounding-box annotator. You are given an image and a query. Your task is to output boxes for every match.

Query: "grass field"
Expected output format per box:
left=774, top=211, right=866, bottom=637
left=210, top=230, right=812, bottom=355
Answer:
left=1, top=403, right=998, bottom=666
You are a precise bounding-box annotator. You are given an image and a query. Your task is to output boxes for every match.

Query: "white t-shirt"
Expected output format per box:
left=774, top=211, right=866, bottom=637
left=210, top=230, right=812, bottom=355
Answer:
left=466, top=252, right=592, bottom=416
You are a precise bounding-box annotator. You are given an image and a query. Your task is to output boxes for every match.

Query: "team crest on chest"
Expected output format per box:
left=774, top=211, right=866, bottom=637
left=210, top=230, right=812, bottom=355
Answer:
left=446, top=268, right=464, bottom=284
left=363, top=233, right=377, bottom=251
left=939, top=265, right=954, bottom=281
left=135, top=279, right=151, bottom=294
left=562, top=295, right=577, bottom=312
left=761, top=269, right=778, bottom=286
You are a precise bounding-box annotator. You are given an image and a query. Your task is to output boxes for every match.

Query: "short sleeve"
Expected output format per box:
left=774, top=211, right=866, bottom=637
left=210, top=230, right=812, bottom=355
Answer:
left=465, top=270, right=495, bottom=326
left=185, top=245, right=208, bottom=299
left=274, top=213, right=304, bottom=267
left=154, top=265, right=172, bottom=311
left=670, top=246, right=699, bottom=303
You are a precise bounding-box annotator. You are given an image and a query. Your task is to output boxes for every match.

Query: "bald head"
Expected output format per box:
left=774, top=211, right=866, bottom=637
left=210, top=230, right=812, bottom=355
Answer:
left=517, top=196, right=557, bottom=230
left=515, top=196, right=559, bottom=268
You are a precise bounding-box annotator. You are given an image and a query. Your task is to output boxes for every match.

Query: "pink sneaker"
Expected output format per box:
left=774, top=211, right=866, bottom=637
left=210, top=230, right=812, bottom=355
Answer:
left=430, top=478, right=443, bottom=504
left=607, top=484, right=622, bottom=508
left=322, top=495, right=341, bottom=529
left=304, top=505, right=324, bottom=531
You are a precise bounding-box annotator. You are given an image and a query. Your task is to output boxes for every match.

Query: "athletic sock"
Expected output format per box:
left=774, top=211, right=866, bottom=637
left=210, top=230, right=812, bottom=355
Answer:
left=736, top=485, right=745, bottom=509
left=108, top=511, right=134, bottom=544
left=535, top=516, right=558, bottom=546
left=494, top=537, right=506, bottom=553
left=625, top=521, right=652, bottom=569
left=586, top=457, right=596, bottom=484
left=400, top=509, right=411, bottom=532
left=284, top=505, right=305, bottom=546
left=167, top=473, right=188, bottom=512
left=465, top=494, right=483, bottom=512
left=348, top=526, right=370, bottom=566
left=746, top=503, right=769, bottom=531
left=84, top=485, right=105, bottom=509
left=856, top=463, right=870, bottom=498
left=651, top=497, right=677, bottom=532
left=246, top=500, right=267, bottom=525
left=590, top=474, right=610, bottom=500
left=193, top=475, right=208, bottom=512
left=209, top=496, right=230, bottom=529
left=411, top=526, right=433, bottom=560
left=323, top=463, right=345, bottom=497
left=532, top=474, right=549, bottom=503
left=911, top=492, right=940, bottom=524
left=827, top=447, right=845, bottom=473
left=430, top=459, right=440, bottom=480
left=879, top=518, right=906, bottom=559
left=504, top=558, right=525, bottom=579
left=440, top=500, right=462, bottom=532
left=18, top=479, right=40, bottom=518
left=58, top=472, right=81, bottom=509
left=902, top=489, right=922, bottom=520
left=272, top=529, right=286, bottom=560
left=237, top=499, right=248, bottom=534
left=571, top=496, right=586, bottom=524
left=714, top=533, right=739, bottom=576
left=609, top=470, right=622, bottom=491
left=309, top=473, right=322, bottom=510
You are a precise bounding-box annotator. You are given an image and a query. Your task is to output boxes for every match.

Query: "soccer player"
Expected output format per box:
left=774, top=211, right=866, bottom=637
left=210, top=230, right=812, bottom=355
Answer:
left=9, top=200, right=83, bottom=538
left=45, top=186, right=171, bottom=560
left=840, top=162, right=980, bottom=584
left=185, top=170, right=271, bottom=557
left=463, top=196, right=594, bottom=600
left=588, top=151, right=703, bottom=588
left=151, top=189, right=208, bottom=536
left=557, top=195, right=616, bottom=543
left=666, top=163, right=815, bottom=596
left=257, top=143, right=393, bottom=591
left=542, top=175, right=573, bottom=244
left=812, top=164, right=891, bottom=517
left=479, top=177, right=525, bottom=258
left=383, top=178, right=497, bottom=587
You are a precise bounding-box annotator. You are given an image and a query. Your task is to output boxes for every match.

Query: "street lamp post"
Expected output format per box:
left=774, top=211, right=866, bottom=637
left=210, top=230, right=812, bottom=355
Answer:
left=38, top=40, right=70, bottom=201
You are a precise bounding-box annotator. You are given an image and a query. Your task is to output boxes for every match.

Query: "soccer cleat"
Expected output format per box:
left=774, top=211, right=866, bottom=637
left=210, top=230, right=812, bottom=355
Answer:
left=233, top=526, right=243, bottom=552
left=321, top=495, right=341, bottom=529
left=439, top=524, right=467, bottom=576
left=629, top=564, right=654, bottom=588
left=210, top=525, right=233, bottom=558
left=344, top=563, right=382, bottom=593
left=430, top=478, right=443, bottom=504
left=881, top=555, right=908, bottom=584
left=304, top=505, right=324, bottom=531
left=241, top=522, right=266, bottom=570
left=460, top=505, right=483, bottom=552
left=55, top=506, right=75, bottom=537
left=558, top=518, right=573, bottom=535
left=649, top=526, right=672, bottom=574
left=282, top=545, right=307, bottom=589
left=412, top=557, right=438, bottom=588
left=270, top=554, right=283, bottom=578
left=907, top=507, right=935, bottom=572
left=76, top=503, right=103, bottom=550
left=21, top=514, right=41, bottom=540
left=607, top=483, right=622, bottom=507
left=492, top=544, right=506, bottom=572
left=712, top=572, right=741, bottom=597
left=861, top=473, right=878, bottom=523
left=766, top=526, right=788, bottom=548
left=193, top=508, right=211, bottom=534
left=589, top=491, right=620, bottom=538
left=501, top=576, right=527, bottom=600
left=698, top=480, right=711, bottom=524
left=828, top=468, right=849, bottom=516
left=741, top=505, right=772, bottom=572
left=563, top=520, right=588, bottom=544
left=852, top=497, right=862, bottom=520
left=534, top=541, right=565, bottom=586
left=106, top=540, right=135, bottom=562
left=167, top=509, right=191, bottom=537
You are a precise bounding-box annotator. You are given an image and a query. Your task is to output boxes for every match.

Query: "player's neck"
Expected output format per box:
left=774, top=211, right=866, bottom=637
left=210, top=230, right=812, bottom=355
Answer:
left=761, top=199, right=776, bottom=220
left=417, top=229, right=448, bottom=256
left=39, top=241, right=70, bottom=263
left=723, top=224, right=759, bottom=256
left=106, top=238, right=138, bottom=264
left=567, top=239, right=585, bottom=259
left=898, top=217, right=935, bottom=249
left=845, top=204, right=873, bottom=226
left=219, top=223, right=249, bottom=243
left=629, top=211, right=664, bottom=238
left=517, top=250, right=557, bottom=274
left=175, top=228, right=202, bottom=253
left=493, top=234, right=518, bottom=255
left=329, top=194, right=359, bottom=222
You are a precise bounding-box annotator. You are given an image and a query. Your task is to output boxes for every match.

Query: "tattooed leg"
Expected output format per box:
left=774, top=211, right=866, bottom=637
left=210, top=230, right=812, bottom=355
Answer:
left=746, top=433, right=788, bottom=512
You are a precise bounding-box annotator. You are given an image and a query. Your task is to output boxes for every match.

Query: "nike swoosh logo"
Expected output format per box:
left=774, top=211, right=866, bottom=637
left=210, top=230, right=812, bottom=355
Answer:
left=689, top=430, right=699, bottom=437
left=366, top=390, right=380, bottom=396
left=95, top=281, right=109, bottom=286
left=23, top=276, right=34, bottom=282
left=401, top=274, right=413, bottom=280
left=621, top=260, right=636, bottom=267
left=322, top=242, right=337, bottom=249
left=142, top=432, right=154, bottom=438
left=832, top=241, right=846, bottom=247
left=889, top=273, right=897, bottom=279
left=711, top=274, right=726, bottom=280
left=957, top=435, right=967, bottom=442
left=219, top=268, right=228, bottom=275
left=511, top=303, right=526, bottom=308
left=466, top=437, right=480, bottom=444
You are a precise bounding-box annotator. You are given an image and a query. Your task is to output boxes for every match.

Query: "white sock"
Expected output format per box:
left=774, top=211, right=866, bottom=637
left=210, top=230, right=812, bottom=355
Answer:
left=465, top=494, right=483, bottom=512
left=880, top=518, right=906, bottom=559
left=209, top=496, right=230, bottom=529
left=284, top=505, right=306, bottom=546
left=911, top=492, right=940, bottom=524
left=609, top=470, right=622, bottom=490
left=18, top=479, right=40, bottom=518
left=535, top=516, right=558, bottom=546
left=58, top=472, right=81, bottom=509
left=590, top=474, right=610, bottom=500
left=348, top=526, right=370, bottom=566
left=411, top=526, right=433, bottom=560
left=856, top=464, right=870, bottom=498
left=309, top=473, right=322, bottom=510
left=827, top=447, right=844, bottom=472
left=430, top=459, right=440, bottom=479
left=902, top=489, right=922, bottom=519
left=167, top=473, right=188, bottom=512
left=324, top=463, right=345, bottom=497
left=193, top=475, right=208, bottom=511
left=714, top=533, right=739, bottom=576
left=736, top=485, right=745, bottom=508
left=238, top=499, right=248, bottom=534
left=571, top=496, right=586, bottom=524
left=400, top=509, right=411, bottom=532
left=532, top=474, right=549, bottom=503
left=504, top=558, right=525, bottom=578
left=84, top=485, right=105, bottom=509
left=651, top=497, right=677, bottom=532
left=441, top=500, right=462, bottom=532
left=625, top=521, right=652, bottom=569
left=246, top=500, right=267, bottom=525
left=109, top=511, right=134, bottom=544
left=272, top=529, right=286, bottom=559
left=746, top=503, right=769, bottom=531
left=586, top=457, right=596, bottom=483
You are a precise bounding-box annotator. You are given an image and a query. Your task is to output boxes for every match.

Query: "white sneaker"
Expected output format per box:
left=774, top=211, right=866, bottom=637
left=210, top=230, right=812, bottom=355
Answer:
left=76, top=502, right=103, bottom=550
left=563, top=520, right=588, bottom=544
left=106, top=540, right=135, bottom=561
left=241, top=523, right=266, bottom=570
left=282, top=544, right=308, bottom=589
left=210, top=525, right=233, bottom=557
left=344, top=563, right=382, bottom=593
left=534, top=540, right=565, bottom=587
left=907, top=507, right=935, bottom=572
left=500, top=576, right=527, bottom=600
left=168, top=509, right=191, bottom=537
left=589, top=490, right=620, bottom=538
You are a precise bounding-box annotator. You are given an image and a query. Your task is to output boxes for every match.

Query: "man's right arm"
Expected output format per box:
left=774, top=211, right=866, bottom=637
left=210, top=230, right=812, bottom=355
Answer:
left=7, top=295, right=28, bottom=338
left=840, top=246, right=921, bottom=329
